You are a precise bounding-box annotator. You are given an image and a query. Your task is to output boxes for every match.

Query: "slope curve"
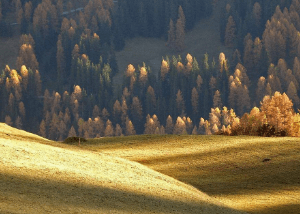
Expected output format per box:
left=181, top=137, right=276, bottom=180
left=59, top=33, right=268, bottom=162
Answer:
left=0, top=124, right=246, bottom=214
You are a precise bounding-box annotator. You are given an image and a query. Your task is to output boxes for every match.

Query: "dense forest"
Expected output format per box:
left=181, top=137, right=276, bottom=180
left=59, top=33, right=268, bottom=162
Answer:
left=1, top=0, right=300, bottom=140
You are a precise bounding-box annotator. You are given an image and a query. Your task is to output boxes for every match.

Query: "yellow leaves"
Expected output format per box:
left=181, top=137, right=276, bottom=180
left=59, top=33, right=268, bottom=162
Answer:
left=126, top=64, right=135, bottom=77
left=250, top=107, right=260, bottom=117
left=10, top=69, right=21, bottom=86
left=186, top=53, right=193, bottom=64
left=93, top=33, right=100, bottom=40
left=68, top=26, right=75, bottom=38
left=196, top=75, right=203, bottom=90
left=139, top=66, right=148, bottom=84
left=160, top=59, right=169, bottom=80
left=219, top=52, right=227, bottom=72
left=176, top=61, right=184, bottom=73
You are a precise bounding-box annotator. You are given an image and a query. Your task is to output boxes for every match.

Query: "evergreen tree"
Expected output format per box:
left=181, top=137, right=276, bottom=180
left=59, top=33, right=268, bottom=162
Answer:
left=125, top=117, right=136, bottom=136
left=104, top=119, right=114, bottom=137
left=173, top=116, right=187, bottom=134
left=175, top=10, right=185, bottom=52
left=68, top=126, right=77, bottom=137
left=165, top=115, right=174, bottom=134
left=225, top=16, right=236, bottom=47
left=167, top=19, right=175, bottom=51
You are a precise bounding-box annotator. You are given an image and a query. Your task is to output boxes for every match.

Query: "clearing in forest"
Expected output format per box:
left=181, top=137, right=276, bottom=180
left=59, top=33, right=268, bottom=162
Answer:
left=114, top=2, right=232, bottom=85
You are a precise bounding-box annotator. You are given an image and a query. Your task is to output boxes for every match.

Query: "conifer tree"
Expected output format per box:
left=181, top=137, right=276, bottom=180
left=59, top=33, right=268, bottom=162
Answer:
left=92, top=105, right=101, bottom=119
left=165, top=115, right=174, bottom=134
left=192, top=126, right=198, bottom=135
left=160, top=59, right=170, bottom=81
left=125, top=117, right=136, bottom=136
left=39, top=119, right=46, bottom=138
left=16, top=44, right=39, bottom=72
left=144, top=115, right=156, bottom=134
left=5, top=115, right=13, bottom=126
left=146, top=86, right=156, bottom=115
left=139, top=66, right=148, bottom=85
left=176, top=89, right=185, bottom=116
left=101, top=108, right=110, bottom=122
left=225, top=16, right=236, bottom=47
left=94, top=117, right=105, bottom=137
left=68, top=126, right=77, bottom=137
left=213, top=90, right=222, bottom=108
left=173, top=116, right=187, bottom=135
left=115, top=124, right=123, bottom=136
left=131, top=96, right=143, bottom=133
left=243, top=37, right=253, bottom=72
left=293, top=57, right=300, bottom=84
left=113, top=100, right=122, bottom=124
left=253, top=2, right=262, bottom=33
left=34, top=70, right=42, bottom=96
left=57, top=36, right=65, bottom=83
left=175, top=9, right=185, bottom=52
left=58, top=120, right=66, bottom=141
left=121, top=98, right=128, bottom=127
left=191, top=87, right=199, bottom=115
left=256, top=76, right=266, bottom=105
left=15, top=116, right=22, bottom=129
left=18, top=101, right=25, bottom=121
left=104, top=119, right=114, bottom=137
left=287, top=81, right=300, bottom=108
left=167, top=19, right=175, bottom=51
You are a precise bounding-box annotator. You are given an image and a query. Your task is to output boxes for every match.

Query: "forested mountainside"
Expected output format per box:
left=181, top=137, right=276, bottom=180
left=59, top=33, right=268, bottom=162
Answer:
left=1, top=0, right=300, bottom=140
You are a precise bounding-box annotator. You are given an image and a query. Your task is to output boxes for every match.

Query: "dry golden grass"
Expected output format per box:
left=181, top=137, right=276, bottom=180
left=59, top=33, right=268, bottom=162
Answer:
left=83, top=135, right=300, bottom=214
left=0, top=124, right=245, bottom=214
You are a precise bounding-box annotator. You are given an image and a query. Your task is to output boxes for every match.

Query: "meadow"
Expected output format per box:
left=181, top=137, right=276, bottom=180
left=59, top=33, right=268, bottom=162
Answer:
left=1, top=122, right=299, bottom=213
left=82, top=135, right=300, bottom=214
left=0, top=123, right=246, bottom=214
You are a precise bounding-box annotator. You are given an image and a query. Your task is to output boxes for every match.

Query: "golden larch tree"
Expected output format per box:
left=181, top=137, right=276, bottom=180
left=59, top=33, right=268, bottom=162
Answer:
left=173, top=116, right=187, bottom=135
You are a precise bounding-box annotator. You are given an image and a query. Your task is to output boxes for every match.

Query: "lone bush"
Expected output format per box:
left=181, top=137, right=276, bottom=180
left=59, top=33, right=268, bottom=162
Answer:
left=64, top=137, right=87, bottom=144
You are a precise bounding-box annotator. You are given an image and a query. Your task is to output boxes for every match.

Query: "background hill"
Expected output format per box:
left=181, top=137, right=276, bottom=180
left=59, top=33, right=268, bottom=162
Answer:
left=0, top=123, right=246, bottom=214
left=80, top=135, right=300, bottom=214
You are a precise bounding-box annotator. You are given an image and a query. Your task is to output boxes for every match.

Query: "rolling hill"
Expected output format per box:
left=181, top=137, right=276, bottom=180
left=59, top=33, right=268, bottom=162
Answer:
left=0, top=123, right=246, bottom=214
left=82, top=135, right=300, bottom=214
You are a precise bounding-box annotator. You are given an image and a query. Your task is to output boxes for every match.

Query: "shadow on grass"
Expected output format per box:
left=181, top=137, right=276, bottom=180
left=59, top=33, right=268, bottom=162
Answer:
left=251, top=203, right=300, bottom=214
left=133, top=144, right=300, bottom=196
left=0, top=172, right=246, bottom=214
left=124, top=140, right=300, bottom=214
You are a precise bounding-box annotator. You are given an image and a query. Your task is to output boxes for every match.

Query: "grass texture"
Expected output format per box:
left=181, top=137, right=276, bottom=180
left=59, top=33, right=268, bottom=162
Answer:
left=82, top=135, right=300, bottom=214
left=0, top=124, right=246, bottom=214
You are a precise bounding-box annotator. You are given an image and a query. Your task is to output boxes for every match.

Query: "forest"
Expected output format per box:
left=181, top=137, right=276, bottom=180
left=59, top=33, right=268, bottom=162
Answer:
left=1, top=0, right=300, bottom=140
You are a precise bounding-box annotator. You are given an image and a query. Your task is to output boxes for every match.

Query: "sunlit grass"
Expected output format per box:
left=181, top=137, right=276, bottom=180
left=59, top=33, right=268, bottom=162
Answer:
left=0, top=124, right=245, bottom=214
left=81, top=135, right=300, bottom=214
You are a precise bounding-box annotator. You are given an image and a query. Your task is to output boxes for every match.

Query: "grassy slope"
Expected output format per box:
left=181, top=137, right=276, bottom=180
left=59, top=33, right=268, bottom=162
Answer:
left=81, top=135, right=300, bottom=214
left=0, top=123, right=245, bottom=214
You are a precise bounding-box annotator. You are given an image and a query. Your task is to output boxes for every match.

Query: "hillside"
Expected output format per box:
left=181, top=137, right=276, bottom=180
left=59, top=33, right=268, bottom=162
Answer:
left=83, top=135, right=300, bottom=214
left=0, top=124, right=246, bottom=214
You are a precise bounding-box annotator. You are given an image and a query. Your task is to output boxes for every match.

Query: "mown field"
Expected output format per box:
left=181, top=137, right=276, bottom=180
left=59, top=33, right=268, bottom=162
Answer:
left=0, top=123, right=246, bottom=214
left=76, top=135, right=300, bottom=214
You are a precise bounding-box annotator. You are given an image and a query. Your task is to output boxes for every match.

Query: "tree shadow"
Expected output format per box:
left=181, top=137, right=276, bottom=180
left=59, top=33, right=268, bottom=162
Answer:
left=129, top=141, right=300, bottom=214
left=249, top=203, right=300, bottom=214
